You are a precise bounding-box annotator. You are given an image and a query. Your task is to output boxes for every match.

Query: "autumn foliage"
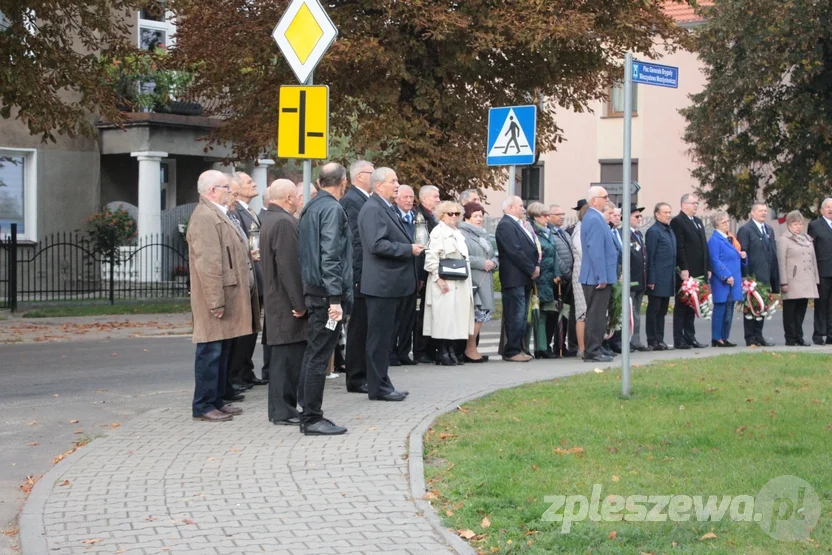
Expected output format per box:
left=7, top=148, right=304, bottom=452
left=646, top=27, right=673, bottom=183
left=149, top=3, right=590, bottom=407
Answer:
left=169, top=0, right=690, bottom=193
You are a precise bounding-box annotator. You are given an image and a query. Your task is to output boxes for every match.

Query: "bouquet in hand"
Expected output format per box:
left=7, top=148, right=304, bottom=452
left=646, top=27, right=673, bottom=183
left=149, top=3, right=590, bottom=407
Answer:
left=742, top=277, right=778, bottom=320
left=678, top=276, right=713, bottom=320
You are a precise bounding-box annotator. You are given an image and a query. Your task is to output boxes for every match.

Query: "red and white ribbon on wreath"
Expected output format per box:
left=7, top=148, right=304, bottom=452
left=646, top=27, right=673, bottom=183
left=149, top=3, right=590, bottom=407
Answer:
left=742, top=279, right=766, bottom=316
left=680, top=277, right=702, bottom=318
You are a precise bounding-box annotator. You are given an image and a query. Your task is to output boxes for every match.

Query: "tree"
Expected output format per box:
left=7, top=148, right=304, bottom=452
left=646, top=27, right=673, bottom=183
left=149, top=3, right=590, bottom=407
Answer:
left=170, top=0, right=689, bottom=194
left=682, top=0, right=832, bottom=218
left=0, top=0, right=140, bottom=140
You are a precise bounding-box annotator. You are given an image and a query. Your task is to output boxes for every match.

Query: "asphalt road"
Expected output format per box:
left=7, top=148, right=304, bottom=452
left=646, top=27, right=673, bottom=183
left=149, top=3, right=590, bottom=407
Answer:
left=0, top=311, right=815, bottom=553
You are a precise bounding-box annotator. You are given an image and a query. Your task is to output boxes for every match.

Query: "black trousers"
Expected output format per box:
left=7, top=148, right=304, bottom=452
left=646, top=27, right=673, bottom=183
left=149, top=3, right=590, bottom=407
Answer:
left=391, top=293, right=417, bottom=362
left=297, top=296, right=342, bottom=425
left=228, top=332, right=257, bottom=384
left=366, top=295, right=400, bottom=398
left=782, top=299, right=809, bottom=343
left=545, top=310, right=561, bottom=354
left=345, top=293, right=368, bottom=390
left=646, top=295, right=670, bottom=345
left=267, top=341, right=304, bottom=422
left=673, top=296, right=698, bottom=345
left=582, top=284, right=612, bottom=359
left=814, top=277, right=832, bottom=342
left=743, top=314, right=766, bottom=344
left=413, top=285, right=435, bottom=359
left=261, top=305, right=270, bottom=380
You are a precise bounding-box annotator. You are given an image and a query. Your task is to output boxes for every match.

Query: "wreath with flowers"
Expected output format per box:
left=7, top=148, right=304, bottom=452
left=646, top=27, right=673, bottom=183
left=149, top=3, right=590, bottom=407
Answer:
left=742, top=277, right=779, bottom=320
left=678, top=276, right=714, bottom=320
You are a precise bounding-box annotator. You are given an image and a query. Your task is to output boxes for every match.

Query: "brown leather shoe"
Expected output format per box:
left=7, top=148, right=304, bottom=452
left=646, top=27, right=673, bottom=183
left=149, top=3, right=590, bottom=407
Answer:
left=219, top=405, right=243, bottom=415
left=503, top=353, right=532, bottom=362
left=194, top=409, right=232, bottom=422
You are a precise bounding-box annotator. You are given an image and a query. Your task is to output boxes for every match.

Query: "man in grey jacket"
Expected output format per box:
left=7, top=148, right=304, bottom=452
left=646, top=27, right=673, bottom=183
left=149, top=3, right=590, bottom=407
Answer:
left=297, top=162, right=353, bottom=435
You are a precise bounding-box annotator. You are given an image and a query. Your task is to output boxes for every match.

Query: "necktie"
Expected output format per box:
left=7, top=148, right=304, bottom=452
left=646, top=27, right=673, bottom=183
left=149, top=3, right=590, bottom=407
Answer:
left=248, top=208, right=260, bottom=227
left=635, top=230, right=643, bottom=246
left=404, top=213, right=412, bottom=225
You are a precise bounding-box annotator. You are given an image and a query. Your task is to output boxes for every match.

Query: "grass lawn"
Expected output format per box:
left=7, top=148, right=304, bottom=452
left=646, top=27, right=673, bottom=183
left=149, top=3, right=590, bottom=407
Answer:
left=424, top=353, right=832, bottom=554
left=20, top=301, right=191, bottom=318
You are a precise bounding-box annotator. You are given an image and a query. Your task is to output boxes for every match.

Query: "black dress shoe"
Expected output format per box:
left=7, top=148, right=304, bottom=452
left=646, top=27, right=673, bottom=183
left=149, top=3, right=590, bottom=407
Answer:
left=223, top=393, right=245, bottom=402
left=563, top=349, right=579, bottom=358
left=675, top=342, right=691, bottom=350
left=795, top=338, right=810, bottom=346
left=463, top=354, right=487, bottom=363
left=600, top=346, right=615, bottom=357
left=370, top=391, right=408, bottom=402
left=610, top=344, right=622, bottom=354
left=631, top=344, right=650, bottom=352
left=389, top=359, right=402, bottom=367
left=303, top=418, right=347, bottom=436
left=273, top=416, right=300, bottom=426
left=250, top=378, right=268, bottom=386
left=235, top=382, right=254, bottom=390
left=723, top=340, right=737, bottom=347
left=583, top=354, right=614, bottom=363
left=758, top=339, right=774, bottom=347
left=813, top=338, right=826, bottom=346
left=399, top=357, right=418, bottom=365
left=688, top=340, right=707, bottom=348
left=416, top=354, right=434, bottom=364
left=347, top=384, right=369, bottom=394
left=650, top=342, right=668, bottom=351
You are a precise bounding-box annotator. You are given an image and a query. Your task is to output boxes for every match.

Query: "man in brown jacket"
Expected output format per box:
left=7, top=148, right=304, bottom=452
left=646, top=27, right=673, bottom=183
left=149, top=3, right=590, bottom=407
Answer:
left=187, top=170, right=261, bottom=422
left=261, top=179, right=307, bottom=425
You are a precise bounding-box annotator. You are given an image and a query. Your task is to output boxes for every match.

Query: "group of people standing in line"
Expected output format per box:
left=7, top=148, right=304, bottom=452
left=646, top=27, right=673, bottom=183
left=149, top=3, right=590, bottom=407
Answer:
left=184, top=162, right=832, bottom=435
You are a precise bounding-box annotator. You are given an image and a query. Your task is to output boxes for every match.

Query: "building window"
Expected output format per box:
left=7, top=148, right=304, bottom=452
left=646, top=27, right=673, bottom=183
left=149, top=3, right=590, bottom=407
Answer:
left=521, top=165, right=543, bottom=204
left=138, top=2, right=175, bottom=51
left=606, top=82, right=638, bottom=117
left=0, top=148, right=37, bottom=241
left=597, top=160, right=639, bottom=207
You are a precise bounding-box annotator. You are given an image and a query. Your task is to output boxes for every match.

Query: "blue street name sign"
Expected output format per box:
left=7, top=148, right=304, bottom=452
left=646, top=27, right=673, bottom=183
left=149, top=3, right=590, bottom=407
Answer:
left=632, top=60, right=679, bottom=89
left=486, top=105, right=537, bottom=166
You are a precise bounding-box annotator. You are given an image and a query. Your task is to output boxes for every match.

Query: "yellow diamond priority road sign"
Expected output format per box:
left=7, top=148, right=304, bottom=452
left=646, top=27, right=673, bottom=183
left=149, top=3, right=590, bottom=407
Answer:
left=278, top=85, right=329, bottom=159
left=272, top=0, right=338, bottom=85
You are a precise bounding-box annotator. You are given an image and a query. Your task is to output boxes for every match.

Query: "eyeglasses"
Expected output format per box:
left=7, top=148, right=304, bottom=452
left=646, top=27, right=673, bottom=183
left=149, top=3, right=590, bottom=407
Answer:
left=359, top=171, right=373, bottom=176
left=595, top=195, right=609, bottom=200
left=552, top=213, right=565, bottom=217
left=213, top=185, right=230, bottom=190
left=541, top=214, right=551, bottom=218
left=684, top=201, right=700, bottom=205
left=633, top=215, right=643, bottom=218
left=446, top=212, right=461, bottom=217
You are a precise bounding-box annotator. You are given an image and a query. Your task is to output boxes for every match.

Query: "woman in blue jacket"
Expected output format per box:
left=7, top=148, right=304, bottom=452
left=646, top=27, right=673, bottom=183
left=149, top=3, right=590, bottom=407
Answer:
left=708, top=212, right=747, bottom=347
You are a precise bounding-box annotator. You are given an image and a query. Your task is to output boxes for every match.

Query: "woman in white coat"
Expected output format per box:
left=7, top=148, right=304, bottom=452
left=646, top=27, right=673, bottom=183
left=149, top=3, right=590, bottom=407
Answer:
left=424, top=201, right=475, bottom=366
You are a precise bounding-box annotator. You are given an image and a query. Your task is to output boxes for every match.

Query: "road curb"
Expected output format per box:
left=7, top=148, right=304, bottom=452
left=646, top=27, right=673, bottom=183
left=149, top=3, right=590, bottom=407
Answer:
left=19, top=408, right=170, bottom=555
left=406, top=367, right=587, bottom=555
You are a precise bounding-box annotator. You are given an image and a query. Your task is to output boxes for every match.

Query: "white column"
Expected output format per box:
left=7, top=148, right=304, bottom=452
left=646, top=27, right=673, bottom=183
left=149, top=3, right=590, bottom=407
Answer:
left=131, top=151, right=168, bottom=241
left=131, top=151, right=167, bottom=283
left=249, top=159, right=275, bottom=213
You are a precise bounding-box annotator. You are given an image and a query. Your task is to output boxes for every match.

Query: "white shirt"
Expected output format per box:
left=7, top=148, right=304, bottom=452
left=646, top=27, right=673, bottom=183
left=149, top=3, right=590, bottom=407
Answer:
left=756, top=220, right=767, bottom=237
left=210, top=200, right=228, bottom=215
left=824, top=216, right=832, bottom=229
left=353, top=185, right=371, bottom=199
left=237, top=199, right=250, bottom=211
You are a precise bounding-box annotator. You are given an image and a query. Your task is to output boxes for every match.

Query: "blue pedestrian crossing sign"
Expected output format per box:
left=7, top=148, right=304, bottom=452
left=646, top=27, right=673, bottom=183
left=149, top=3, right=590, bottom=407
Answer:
left=486, top=105, right=537, bottom=166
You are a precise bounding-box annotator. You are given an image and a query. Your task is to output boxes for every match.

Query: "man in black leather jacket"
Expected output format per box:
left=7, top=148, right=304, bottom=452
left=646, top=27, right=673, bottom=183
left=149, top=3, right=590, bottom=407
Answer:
left=297, top=162, right=353, bottom=436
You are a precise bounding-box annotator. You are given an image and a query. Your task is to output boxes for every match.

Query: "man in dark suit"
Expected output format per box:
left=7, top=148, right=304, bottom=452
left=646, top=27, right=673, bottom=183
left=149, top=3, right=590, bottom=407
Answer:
left=645, top=202, right=677, bottom=350
left=357, top=167, right=423, bottom=401
left=670, top=193, right=710, bottom=349
left=259, top=189, right=271, bottom=381
left=261, top=180, right=306, bottom=426
left=736, top=202, right=780, bottom=346
left=413, top=185, right=440, bottom=363
left=390, top=184, right=418, bottom=366
left=340, top=160, right=374, bottom=394
left=496, top=195, right=539, bottom=362
left=808, top=198, right=832, bottom=345
left=579, top=187, right=618, bottom=363
left=623, top=204, right=649, bottom=351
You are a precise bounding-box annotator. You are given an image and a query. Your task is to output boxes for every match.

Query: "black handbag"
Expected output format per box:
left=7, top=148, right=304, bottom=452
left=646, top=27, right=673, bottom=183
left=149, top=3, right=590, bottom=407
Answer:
left=438, top=258, right=469, bottom=280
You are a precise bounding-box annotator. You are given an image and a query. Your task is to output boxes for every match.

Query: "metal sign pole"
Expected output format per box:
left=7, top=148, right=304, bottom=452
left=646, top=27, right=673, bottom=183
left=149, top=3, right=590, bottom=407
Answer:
left=621, top=53, right=634, bottom=398
left=508, top=165, right=516, bottom=196
left=303, top=72, right=313, bottom=204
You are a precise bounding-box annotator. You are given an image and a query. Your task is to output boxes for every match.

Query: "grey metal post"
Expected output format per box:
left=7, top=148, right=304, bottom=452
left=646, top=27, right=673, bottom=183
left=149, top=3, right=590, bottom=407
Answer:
left=508, top=165, right=516, bottom=196
left=303, top=73, right=314, bottom=204
left=621, top=53, right=634, bottom=398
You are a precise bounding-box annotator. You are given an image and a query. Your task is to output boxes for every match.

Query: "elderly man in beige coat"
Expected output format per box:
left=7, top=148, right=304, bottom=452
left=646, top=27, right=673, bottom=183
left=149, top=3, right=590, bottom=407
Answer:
left=187, top=170, right=261, bottom=422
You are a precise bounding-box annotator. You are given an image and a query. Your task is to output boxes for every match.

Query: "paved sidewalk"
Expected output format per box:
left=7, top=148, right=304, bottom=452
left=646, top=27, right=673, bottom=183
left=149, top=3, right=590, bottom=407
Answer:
left=20, top=336, right=824, bottom=555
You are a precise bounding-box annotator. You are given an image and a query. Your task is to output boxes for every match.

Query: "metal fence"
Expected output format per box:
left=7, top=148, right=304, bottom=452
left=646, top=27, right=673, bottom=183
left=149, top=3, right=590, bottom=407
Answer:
left=1, top=224, right=189, bottom=311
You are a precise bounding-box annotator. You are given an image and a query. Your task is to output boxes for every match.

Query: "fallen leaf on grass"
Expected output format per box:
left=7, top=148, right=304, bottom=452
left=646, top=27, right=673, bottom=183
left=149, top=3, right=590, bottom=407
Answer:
left=700, top=532, right=718, bottom=540
left=445, top=509, right=454, bottom=517
left=458, top=529, right=476, bottom=540
left=481, top=516, right=491, bottom=528
left=593, top=368, right=604, bottom=374
left=81, top=538, right=102, bottom=545
left=608, top=530, right=617, bottom=540
left=531, top=465, right=538, bottom=471
left=456, top=405, right=470, bottom=414
left=523, top=530, right=539, bottom=536
left=110, top=423, right=120, bottom=429
left=553, top=447, right=584, bottom=456
left=424, top=491, right=439, bottom=500
left=59, top=480, right=70, bottom=486
left=735, top=425, right=747, bottom=433
left=612, top=475, right=620, bottom=482
left=439, top=433, right=456, bottom=440
left=506, top=539, right=513, bottom=545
